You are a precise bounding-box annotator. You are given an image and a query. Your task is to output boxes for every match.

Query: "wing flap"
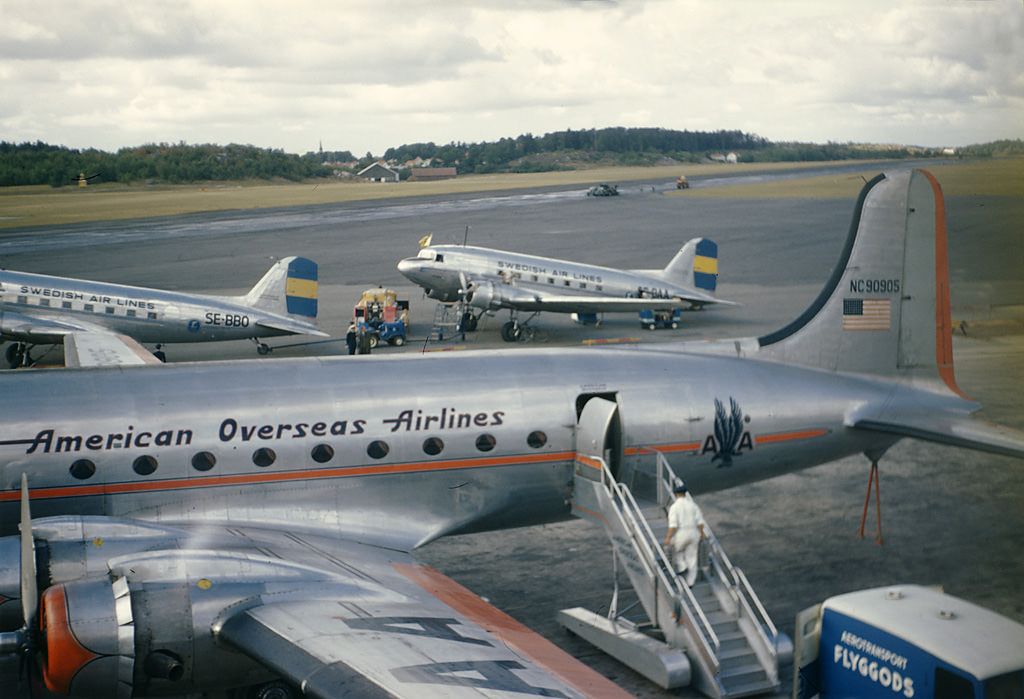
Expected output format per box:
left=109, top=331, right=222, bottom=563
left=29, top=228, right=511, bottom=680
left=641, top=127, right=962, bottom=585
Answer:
left=219, top=561, right=631, bottom=699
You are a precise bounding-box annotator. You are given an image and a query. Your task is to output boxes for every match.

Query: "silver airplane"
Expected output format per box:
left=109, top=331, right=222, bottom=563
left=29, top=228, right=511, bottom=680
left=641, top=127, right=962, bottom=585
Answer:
left=0, top=257, right=327, bottom=367
left=397, top=235, right=737, bottom=341
left=1, top=169, right=1022, bottom=699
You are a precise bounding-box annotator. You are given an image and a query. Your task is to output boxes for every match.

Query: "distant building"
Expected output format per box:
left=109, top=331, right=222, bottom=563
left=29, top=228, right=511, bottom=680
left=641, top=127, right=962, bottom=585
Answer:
left=408, top=167, right=457, bottom=182
left=357, top=162, right=399, bottom=182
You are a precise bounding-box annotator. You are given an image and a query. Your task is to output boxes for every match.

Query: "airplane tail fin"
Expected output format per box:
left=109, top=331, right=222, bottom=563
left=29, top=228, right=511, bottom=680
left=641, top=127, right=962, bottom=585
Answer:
left=244, top=257, right=320, bottom=319
left=663, top=237, right=720, bottom=293
left=757, top=169, right=963, bottom=395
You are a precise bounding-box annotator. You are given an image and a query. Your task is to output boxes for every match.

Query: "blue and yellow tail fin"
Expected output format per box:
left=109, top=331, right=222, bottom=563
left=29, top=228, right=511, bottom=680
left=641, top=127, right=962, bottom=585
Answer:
left=284, top=257, right=319, bottom=318
left=245, top=256, right=320, bottom=320
left=664, top=237, right=719, bottom=293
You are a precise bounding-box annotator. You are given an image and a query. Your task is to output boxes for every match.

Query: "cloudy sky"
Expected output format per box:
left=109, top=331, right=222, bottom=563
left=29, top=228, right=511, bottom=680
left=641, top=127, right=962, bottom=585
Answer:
left=3, top=0, right=1022, bottom=156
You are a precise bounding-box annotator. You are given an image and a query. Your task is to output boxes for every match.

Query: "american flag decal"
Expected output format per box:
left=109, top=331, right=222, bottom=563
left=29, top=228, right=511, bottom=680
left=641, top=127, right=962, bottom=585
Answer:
left=843, top=298, right=891, bottom=330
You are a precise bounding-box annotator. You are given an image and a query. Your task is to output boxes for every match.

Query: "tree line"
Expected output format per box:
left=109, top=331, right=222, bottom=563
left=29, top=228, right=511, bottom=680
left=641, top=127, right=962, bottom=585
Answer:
left=2, top=129, right=1018, bottom=187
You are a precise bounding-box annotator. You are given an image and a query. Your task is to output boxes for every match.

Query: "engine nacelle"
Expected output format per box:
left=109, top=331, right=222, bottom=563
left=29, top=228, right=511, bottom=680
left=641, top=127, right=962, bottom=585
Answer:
left=466, top=281, right=501, bottom=311
left=39, top=574, right=273, bottom=697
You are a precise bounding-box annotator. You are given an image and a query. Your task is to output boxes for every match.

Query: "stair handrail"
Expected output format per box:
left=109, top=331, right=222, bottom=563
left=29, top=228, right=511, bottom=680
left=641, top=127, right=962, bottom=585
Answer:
left=643, top=447, right=781, bottom=658
left=589, top=456, right=721, bottom=669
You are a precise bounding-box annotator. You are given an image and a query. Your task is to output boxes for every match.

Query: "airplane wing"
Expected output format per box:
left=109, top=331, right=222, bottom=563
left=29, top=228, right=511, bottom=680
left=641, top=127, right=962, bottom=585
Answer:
left=0, top=310, right=162, bottom=367
left=208, top=530, right=630, bottom=698
left=64, top=332, right=163, bottom=367
left=470, top=282, right=737, bottom=315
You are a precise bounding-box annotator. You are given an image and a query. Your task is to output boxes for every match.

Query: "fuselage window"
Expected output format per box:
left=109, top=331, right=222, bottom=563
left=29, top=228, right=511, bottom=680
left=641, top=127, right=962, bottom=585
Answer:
left=311, top=443, right=334, bottom=463
left=105, top=306, right=116, bottom=315
left=596, top=285, right=603, bottom=291
left=531, top=275, right=538, bottom=282
left=563, top=280, right=571, bottom=286
left=252, top=447, right=276, bottom=467
left=579, top=283, right=586, bottom=289
left=527, top=431, right=547, bottom=448
left=126, top=309, right=136, bottom=318
left=475, top=434, right=496, bottom=452
left=133, top=455, right=158, bottom=476
left=40, top=299, right=50, bottom=307
left=367, top=440, right=389, bottom=459
left=62, top=301, right=73, bottom=309
left=191, top=451, right=216, bottom=472
left=69, top=459, right=96, bottom=480
left=422, top=437, right=444, bottom=456
left=547, top=278, right=555, bottom=284
left=17, top=295, right=27, bottom=303
left=84, top=304, right=94, bottom=312
left=147, top=312, right=158, bottom=320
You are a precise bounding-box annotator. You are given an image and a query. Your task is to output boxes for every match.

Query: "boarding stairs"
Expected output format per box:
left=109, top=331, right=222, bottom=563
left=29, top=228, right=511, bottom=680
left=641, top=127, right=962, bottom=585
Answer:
left=561, top=398, right=789, bottom=698
left=428, top=303, right=462, bottom=342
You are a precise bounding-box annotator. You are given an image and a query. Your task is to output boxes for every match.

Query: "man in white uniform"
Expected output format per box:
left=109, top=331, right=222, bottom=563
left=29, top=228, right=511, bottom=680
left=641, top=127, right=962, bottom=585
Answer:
left=664, top=483, right=706, bottom=585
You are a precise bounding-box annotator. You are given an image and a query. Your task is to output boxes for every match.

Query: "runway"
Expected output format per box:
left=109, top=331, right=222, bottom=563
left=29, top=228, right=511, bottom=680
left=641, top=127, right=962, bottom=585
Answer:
left=3, top=165, right=1022, bottom=698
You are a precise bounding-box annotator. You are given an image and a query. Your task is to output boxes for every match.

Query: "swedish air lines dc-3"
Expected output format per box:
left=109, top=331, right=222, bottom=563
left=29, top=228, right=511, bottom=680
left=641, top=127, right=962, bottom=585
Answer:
left=397, top=235, right=736, bottom=341
left=0, top=256, right=326, bottom=367
left=1, top=169, right=1022, bottom=699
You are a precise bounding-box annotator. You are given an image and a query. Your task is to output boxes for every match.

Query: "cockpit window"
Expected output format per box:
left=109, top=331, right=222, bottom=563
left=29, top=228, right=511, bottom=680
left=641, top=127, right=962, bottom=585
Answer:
left=418, top=249, right=436, bottom=261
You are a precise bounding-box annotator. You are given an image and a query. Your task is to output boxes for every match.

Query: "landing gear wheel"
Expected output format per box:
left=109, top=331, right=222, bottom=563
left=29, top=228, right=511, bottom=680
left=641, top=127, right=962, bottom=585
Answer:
left=501, top=321, right=521, bottom=342
left=256, top=343, right=271, bottom=355
left=254, top=680, right=298, bottom=699
left=462, top=313, right=479, bottom=332
left=6, top=343, right=26, bottom=368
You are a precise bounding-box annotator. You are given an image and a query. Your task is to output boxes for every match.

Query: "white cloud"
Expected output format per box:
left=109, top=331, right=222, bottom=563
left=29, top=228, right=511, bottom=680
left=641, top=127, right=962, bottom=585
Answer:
left=1, top=0, right=1021, bottom=154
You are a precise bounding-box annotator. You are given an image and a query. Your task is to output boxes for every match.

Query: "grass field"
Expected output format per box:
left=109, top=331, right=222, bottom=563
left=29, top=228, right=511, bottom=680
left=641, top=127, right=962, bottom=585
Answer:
left=1, top=158, right=1020, bottom=230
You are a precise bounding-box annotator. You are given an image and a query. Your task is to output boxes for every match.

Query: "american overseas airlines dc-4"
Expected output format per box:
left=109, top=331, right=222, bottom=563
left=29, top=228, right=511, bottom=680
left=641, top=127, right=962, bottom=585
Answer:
left=397, top=236, right=736, bottom=341
left=0, top=256, right=326, bottom=368
left=0, top=170, right=1022, bottom=698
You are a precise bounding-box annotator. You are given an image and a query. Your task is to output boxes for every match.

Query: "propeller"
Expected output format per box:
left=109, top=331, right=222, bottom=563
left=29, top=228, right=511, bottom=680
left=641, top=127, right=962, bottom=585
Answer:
left=0, top=475, right=42, bottom=695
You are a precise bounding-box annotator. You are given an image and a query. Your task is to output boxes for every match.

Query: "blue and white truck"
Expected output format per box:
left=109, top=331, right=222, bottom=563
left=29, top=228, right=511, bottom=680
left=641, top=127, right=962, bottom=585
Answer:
left=793, top=585, right=1024, bottom=698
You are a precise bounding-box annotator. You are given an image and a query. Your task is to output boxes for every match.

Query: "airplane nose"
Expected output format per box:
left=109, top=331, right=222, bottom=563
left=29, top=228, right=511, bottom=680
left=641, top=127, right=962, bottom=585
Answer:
left=396, top=258, right=419, bottom=277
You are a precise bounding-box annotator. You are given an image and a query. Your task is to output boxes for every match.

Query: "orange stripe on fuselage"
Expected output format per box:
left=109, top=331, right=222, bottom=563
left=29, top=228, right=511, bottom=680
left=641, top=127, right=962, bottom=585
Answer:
left=0, top=451, right=576, bottom=502
left=4, top=429, right=831, bottom=504
left=754, top=428, right=830, bottom=445
left=396, top=562, right=633, bottom=699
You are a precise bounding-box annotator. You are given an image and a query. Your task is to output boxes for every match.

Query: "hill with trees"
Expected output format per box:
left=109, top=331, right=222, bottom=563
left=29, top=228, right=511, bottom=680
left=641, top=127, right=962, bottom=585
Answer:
left=1, top=129, right=1019, bottom=188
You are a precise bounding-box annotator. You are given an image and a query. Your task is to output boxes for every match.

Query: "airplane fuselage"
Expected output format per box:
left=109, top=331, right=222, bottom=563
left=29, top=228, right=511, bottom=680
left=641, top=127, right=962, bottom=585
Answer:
left=0, top=344, right=936, bottom=548
left=399, top=246, right=701, bottom=306
left=0, top=270, right=293, bottom=344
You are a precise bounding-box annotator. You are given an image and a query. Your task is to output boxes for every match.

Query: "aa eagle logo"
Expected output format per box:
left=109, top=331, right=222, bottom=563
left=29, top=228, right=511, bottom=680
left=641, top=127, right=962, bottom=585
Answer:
left=702, top=397, right=754, bottom=467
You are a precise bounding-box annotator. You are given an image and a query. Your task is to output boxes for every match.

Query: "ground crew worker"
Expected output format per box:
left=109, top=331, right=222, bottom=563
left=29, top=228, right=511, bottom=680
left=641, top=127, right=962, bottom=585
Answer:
left=346, top=324, right=357, bottom=355
left=664, top=483, right=706, bottom=585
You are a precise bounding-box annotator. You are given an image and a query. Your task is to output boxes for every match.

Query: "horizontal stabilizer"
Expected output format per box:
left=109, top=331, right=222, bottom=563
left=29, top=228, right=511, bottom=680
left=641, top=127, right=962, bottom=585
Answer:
left=255, top=318, right=329, bottom=337
left=853, top=414, right=1024, bottom=459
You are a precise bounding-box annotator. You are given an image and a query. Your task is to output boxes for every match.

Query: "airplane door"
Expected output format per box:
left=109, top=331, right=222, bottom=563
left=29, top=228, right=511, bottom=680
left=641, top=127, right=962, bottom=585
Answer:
left=575, top=396, right=623, bottom=481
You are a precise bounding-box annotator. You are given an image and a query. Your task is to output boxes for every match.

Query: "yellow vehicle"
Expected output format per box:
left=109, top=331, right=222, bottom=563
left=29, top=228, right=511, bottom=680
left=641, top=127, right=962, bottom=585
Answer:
left=353, top=287, right=409, bottom=347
